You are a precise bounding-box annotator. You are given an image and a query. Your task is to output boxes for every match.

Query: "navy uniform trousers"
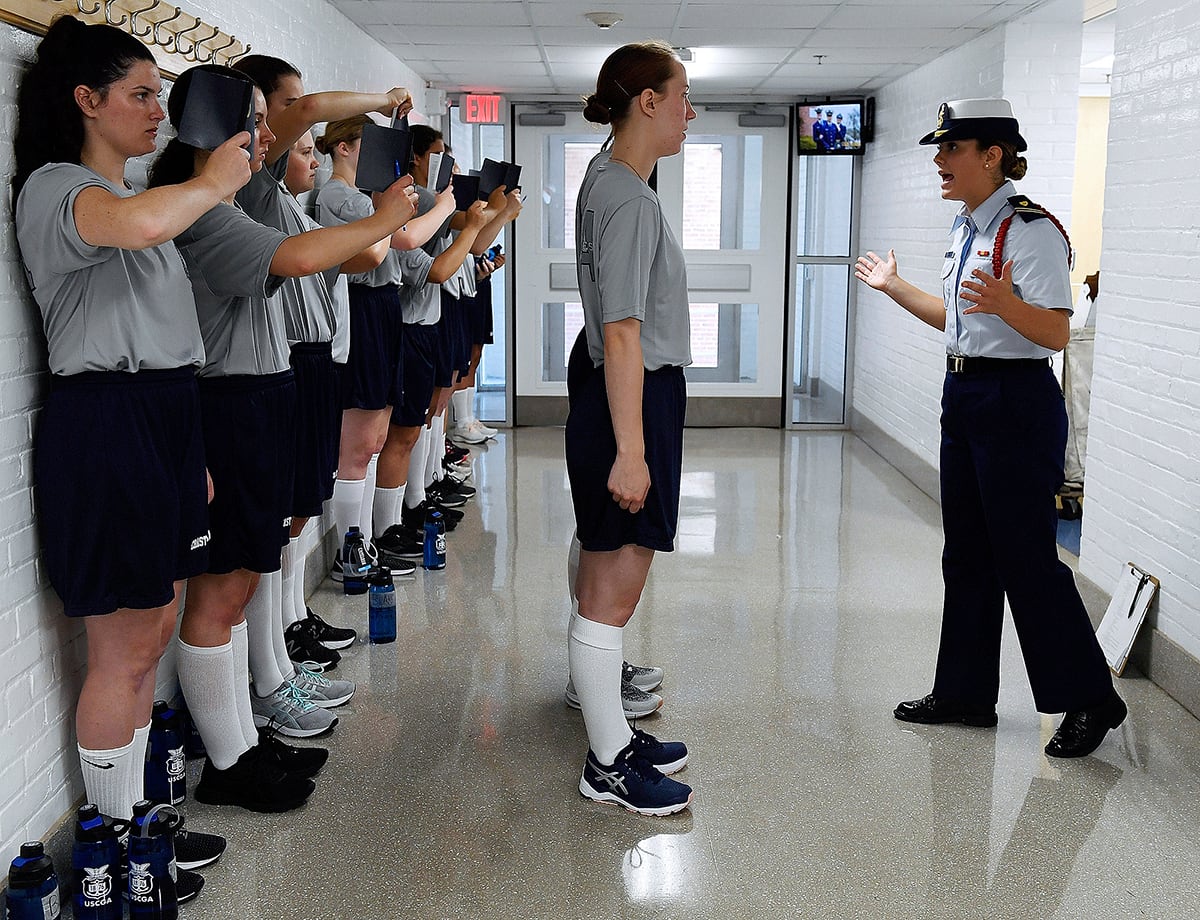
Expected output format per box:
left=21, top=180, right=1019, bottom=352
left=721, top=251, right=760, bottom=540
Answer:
left=931, top=361, right=1113, bottom=714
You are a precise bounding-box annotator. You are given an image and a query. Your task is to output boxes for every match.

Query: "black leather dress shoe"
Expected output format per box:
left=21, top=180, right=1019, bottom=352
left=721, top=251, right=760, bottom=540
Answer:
left=893, top=693, right=998, bottom=727
left=1045, top=692, right=1127, bottom=758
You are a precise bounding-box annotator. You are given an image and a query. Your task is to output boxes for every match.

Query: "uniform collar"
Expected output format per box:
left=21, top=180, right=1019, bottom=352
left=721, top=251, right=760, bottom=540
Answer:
left=954, top=180, right=1017, bottom=235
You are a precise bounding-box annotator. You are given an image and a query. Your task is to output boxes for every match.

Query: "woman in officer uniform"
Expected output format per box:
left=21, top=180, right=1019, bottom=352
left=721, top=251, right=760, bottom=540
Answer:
left=855, top=98, right=1126, bottom=759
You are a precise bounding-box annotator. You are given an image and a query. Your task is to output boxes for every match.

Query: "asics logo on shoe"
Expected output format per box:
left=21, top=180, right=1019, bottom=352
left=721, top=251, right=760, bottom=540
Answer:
left=81, top=759, right=115, bottom=770
left=592, top=766, right=629, bottom=796
left=190, top=531, right=211, bottom=551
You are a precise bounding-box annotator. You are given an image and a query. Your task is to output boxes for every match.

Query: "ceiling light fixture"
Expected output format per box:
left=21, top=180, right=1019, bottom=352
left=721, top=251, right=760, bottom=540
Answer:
left=673, top=47, right=694, bottom=62
left=584, top=11, right=622, bottom=29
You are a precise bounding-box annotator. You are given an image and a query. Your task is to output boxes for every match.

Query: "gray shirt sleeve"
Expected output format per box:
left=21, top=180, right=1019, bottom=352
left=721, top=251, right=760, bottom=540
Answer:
left=178, top=204, right=288, bottom=299
left=595, top=196, right=661, bottom=324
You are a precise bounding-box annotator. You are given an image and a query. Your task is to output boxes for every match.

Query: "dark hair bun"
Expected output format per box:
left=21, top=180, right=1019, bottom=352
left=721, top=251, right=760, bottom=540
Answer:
left=1009, top=155, right=1028, bottom=180
left=582, top=94, right=612, bottom=125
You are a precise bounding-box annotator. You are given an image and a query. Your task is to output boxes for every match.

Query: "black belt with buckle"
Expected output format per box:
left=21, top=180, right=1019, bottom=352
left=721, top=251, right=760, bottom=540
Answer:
left=946, top=355, right=1049, bottom=374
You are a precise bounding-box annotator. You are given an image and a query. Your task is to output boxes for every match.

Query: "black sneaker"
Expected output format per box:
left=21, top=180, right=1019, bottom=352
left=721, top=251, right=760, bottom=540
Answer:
left=402, top=500, right=460, bottom=532
left=329, top=549, right=345, bottom=584
left=174, top=820, right=227, bottom=870
left=193, top=746, right=315, bottom=813
left=257, top=726, right=329, bottom=779
left=579, top=745, right=692, bottom=816
left=363, top=539, right=415, bottom=578
left=426, top=479, right=468, bottom=507
left=284, top=619, right=341, bottom=672
left=303, top=607, right=357, bottom=650
left=376, top=524, right=424, bottom=560
left=177, top=868, right=204, bottom=904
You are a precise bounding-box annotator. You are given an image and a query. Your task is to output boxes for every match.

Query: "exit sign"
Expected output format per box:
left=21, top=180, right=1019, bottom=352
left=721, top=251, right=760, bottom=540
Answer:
left=464, top=94, right=504, bottom=124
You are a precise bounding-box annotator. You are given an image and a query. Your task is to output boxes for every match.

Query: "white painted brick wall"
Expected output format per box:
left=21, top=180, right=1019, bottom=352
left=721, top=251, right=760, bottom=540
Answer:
left=853, top=0, right=1082, bottom=467
left=1079, top=0, right=1200, bottom=659
left=0, top=4, right=422, bottom=860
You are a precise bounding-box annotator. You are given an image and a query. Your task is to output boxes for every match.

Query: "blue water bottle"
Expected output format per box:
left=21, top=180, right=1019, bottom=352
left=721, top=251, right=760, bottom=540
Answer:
left=368, top=569, right=397, bottom=643
left=71, top=805, right=122, bottom=920
left=5, top=841, right=61, bottom=920
left=342, top=526, right=370, bottom=595
left=127, top=801, right=178, bottom=920
left=422, top=509, right=446, bottom=570
left=145, top=701, right=186, bottom=806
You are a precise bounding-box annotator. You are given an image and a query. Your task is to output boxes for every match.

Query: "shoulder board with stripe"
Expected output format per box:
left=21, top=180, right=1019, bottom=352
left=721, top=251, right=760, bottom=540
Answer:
left=993, top=197, right=1073, bottom=274
left=1007, top=195, right=1053, bottom=223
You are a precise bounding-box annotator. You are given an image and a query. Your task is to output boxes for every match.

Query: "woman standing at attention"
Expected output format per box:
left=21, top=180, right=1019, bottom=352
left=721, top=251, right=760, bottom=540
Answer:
left=855, top=98, right=1126, bottom=759
left=565, top=40, right=696, bottom=816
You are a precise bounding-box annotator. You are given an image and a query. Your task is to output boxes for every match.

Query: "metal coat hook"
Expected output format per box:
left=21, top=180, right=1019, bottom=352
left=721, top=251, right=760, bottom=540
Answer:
left=77, top=0, right=102, bottom=15
left=226, top=43, right=251, bottom=64
left=128, top=0, right=162, bottom=37
left=206, top=33, right=237, bottom=64
left=184, top=22, right=219, bottom=61
left=173, top=17, right=208, bottom=58
left=103, top=0, right=127, bottom=26
left=153, top=5, right=182, bottom=51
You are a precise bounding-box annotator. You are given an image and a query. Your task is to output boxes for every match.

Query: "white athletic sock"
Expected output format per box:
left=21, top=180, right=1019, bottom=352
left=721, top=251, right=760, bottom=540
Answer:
left=568, top=612, right=631, bottom=765
left=268, top=566, right=297, bottom=682
left=244, top=573, right=287, bottom=698
left=280, top=539, right=302, bottom=627
left=229, top=620, right=262, bottom=749
left=450, top=389, right=470, bottom=428
left=129, top=719, right=151, bottom=809
left=332, top=477, right=366, bottom=548
left=79, top=735, right=138, bottom=820
left=360, top=452, right=380, bottom=542
left=176, top=639, right=249, bottom=771
left=466, top=386, right=479, bottom=425
left=567, top=531, right=581, bottom=604
left=426, top=415, right=444, bottom=484
left=374, top=486, right=402, bottom=533
left=405, top=429, right=429, bottom=508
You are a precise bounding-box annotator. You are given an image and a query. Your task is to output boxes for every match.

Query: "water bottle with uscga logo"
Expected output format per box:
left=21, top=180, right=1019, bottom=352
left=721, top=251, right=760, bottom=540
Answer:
left=422, top=508, right=446, bottom=570
left=144, top=701, right=187, bottom=806
left=127, top=801, right=178, bottom=919
left=71, top=804, right=123, bottom=920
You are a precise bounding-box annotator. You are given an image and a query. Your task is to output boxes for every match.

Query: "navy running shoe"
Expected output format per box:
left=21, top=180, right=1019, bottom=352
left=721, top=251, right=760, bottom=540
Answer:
left=629, top=729, right=688, bottom=775
left=579, top=744, right=692, bottom=816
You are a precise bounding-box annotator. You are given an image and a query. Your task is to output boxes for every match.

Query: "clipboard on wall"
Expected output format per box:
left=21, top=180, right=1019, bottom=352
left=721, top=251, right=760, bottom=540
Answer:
left=1095, top=562, right=1160, bottom=676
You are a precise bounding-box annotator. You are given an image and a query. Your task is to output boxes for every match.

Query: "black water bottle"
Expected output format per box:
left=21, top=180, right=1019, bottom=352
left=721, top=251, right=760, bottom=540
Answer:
left=127, top=801, right=178, bottom=920
left=145, top=701, right=187, bottom=805
left=4, top=841, right=61, bottom=920
left=71, top=804, right=122, bottom=920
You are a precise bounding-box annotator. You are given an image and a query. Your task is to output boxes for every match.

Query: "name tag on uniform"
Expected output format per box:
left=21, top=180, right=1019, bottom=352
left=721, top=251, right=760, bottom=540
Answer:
left=944, top=251, right=953, bottom=258
left=976, top=250, right=991, bottom=257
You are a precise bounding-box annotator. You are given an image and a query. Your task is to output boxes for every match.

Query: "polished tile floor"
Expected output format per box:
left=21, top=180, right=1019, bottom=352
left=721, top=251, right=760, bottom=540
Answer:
left=184, top=428, right=1200, bottom=919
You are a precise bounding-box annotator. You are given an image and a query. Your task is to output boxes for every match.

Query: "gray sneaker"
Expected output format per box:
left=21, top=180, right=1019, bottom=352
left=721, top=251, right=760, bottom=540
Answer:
left=290, top=666, right=356, bottom=708
left=252, top=683, right=338, bottom=738
left=564, top=677, right=663, bottom=719
left=622, top=661, right=664, bottom=692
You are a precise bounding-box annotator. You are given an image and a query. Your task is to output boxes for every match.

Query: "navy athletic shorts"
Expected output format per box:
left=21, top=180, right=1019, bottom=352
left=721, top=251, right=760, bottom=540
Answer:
left=36, top=368, right=209, bottom=617
left=289, top=342, right=338, bottom=519
left=343, top=283, right=403, bottom=410
left=330, top=361, right=346, bottom=484
left=565, top=346, right=687, bottom=554
left=433, top=298, right=457, bottom=389
left=198, top=371, right=296, bottom=574
left=393, top=323, right=438, bottom=428
left=469, top=276, right=495, bottom=346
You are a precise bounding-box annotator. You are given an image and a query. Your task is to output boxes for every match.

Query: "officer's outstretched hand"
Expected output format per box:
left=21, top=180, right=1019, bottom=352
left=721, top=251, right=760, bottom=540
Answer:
left=855, top=249, right=898, bottom=293
left=961, top=259, right=1017, bottom=316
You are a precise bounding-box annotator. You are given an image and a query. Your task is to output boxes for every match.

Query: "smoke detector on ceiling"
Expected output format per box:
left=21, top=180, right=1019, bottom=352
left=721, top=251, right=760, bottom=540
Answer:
left=584, top=11, right=623, bottom=29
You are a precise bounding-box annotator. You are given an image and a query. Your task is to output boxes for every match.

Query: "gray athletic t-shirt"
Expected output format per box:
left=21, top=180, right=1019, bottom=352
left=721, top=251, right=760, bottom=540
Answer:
left=175, top=203, right=289, bottom=377
left=15, top=163, right=204, bottom=375
left=313, top=179, right=400, bottom=287
left=237, top=160, right=338, bottom=346
left=575, top=151, right=691, bottom=371
left=397, top=186, right=455, bottom=325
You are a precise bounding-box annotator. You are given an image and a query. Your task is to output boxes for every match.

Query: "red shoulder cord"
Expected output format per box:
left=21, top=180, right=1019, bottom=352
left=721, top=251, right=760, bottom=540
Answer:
left=992, top=210, right=1073, bottom=278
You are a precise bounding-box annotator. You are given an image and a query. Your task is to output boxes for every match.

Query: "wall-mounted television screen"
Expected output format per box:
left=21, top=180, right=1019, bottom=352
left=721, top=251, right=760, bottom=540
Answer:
left=797, top=99, right=865, bottom=155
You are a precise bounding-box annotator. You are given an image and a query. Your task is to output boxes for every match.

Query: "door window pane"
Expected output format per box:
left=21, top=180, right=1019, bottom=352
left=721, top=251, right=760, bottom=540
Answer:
left=795, top=157, right=854, bottom=257
left=682, top=135, right=764, bottom=251
left=541, top=302, right=584, bottom=382
left=792, top=265, right=848, bottom=423
left=684, top=303, right=759, bottom=384
left=543, top=138, right=604, bottom=249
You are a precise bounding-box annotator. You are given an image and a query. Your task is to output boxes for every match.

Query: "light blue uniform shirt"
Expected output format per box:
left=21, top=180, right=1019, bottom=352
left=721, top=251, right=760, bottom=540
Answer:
left=942, top=180, right=1072, bottom=358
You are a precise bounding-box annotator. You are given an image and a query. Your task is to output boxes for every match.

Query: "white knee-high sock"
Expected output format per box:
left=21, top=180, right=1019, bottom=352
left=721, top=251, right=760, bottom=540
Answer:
left=568, top=612, right=631, bottom=765
left=229, top=620, right=262, bottom=749
left=332, top=477, right=366, bottom=546
left=244, top=572, right=287, bottom=698
left=290, top=541, right=307, bottom=624
left=466, top=386, right=479, bottom=425
left=373, top=486, right=402, bottom=533
left=280, top=539, right=302, bottom=627
left=567, top=531, right=581, bottom=604
left=79, top=735, right=138, bottom=820
left=405, top=430, right=429, bottom=508
left=360, top=452, right=380, bottom=542
left=426, top=415, right=444, bottom=484
left=176, top=639, right=249, bottom=770
left=267, top=567, right=297, bottom=683
left=129, top=719, right=151, bottom=808
left=450, top=390, right=470, bottom=428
